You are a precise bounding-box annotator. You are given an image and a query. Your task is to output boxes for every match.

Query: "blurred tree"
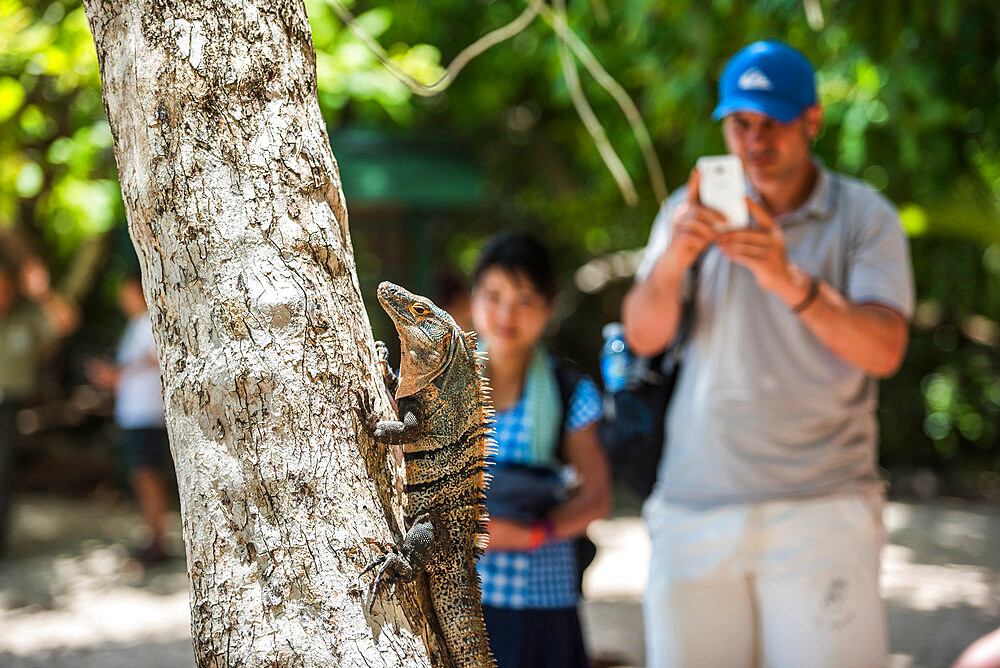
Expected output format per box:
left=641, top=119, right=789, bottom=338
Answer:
left=81, top=0, right=452, bottom=664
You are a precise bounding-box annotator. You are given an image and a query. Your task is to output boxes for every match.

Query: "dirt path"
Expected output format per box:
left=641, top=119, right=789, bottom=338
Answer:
left=1, top=496, right=998, bottom=667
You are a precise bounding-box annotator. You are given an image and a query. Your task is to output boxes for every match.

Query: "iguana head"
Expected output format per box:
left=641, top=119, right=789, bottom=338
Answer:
left=377, top=281, right=462, bottom=399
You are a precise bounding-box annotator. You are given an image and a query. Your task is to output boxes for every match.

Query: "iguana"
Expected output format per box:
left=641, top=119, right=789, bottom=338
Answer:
left=359, top=281, right=496, bottom=668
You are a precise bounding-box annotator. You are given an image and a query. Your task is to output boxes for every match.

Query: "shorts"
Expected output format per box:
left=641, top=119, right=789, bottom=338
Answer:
left=120, top=427, right=171, bottom=473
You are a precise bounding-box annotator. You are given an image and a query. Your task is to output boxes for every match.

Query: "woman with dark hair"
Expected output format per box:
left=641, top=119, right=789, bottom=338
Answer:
left=470, top=233, right=611, bottom=668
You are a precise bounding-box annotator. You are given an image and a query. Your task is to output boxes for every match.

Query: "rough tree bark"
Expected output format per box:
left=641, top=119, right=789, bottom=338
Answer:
left=83, top=0, right=449, bottom=664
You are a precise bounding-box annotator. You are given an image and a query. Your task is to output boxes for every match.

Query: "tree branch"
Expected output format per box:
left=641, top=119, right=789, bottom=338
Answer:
left=323, top=0, right=540, bottom=96
left=325, top=0, right=667, bottom=205
left=552, top=0, right=637, bottom=205
left=532, top=0, right=667, bottom=202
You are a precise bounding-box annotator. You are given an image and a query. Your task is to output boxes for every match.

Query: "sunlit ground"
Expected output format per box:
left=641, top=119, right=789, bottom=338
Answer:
left=1, top=496, right=998, bottom=667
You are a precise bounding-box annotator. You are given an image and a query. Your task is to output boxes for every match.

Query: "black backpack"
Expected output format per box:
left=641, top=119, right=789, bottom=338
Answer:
left=597, top=260, right=701, bottom=501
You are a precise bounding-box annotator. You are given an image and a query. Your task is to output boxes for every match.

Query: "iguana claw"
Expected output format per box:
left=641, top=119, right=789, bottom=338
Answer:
left=358, top=513, right=433, bottom=613
left=374, top=340, right=399, bottom=396
left=360, top=542, right=416, bottom=613
left=349, top=387, right=380, bottom=435
left=375, top=340, right=390, bottom=365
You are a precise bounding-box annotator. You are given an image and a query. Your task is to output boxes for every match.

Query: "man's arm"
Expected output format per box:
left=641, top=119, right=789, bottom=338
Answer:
left=718, top=198, right=909, bottom=378
left=623, top=170, right=721, bottom=356
left=622, top=254, right=686, bottom=356
left=799, top=288, right=908, bottom=378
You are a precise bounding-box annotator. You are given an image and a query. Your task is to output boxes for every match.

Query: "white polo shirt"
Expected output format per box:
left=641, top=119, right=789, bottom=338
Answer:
left=637, top=162, right=914, bottom=504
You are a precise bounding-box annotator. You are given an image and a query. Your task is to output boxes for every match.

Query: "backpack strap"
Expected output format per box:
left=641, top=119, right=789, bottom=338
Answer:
left=659, top=252, right=704, bottom=375
left=553, top=358, right=585, bottom=463
left=552, top=357, right=599, bottom=593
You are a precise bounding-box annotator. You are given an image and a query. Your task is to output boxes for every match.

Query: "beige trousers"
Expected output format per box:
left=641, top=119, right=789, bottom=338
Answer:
left=642, top=490, right=888, bottom=668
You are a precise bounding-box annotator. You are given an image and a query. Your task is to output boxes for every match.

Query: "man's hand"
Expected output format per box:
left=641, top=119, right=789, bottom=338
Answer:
left=86, top=359, right=120, bottom=391
left=716, top=198, right=811, bottom=305
left=19, top=257, right=52, bottom=301
left=665, top=170, right=723, bottom=276
left=623, top=169, right=723, bottom=356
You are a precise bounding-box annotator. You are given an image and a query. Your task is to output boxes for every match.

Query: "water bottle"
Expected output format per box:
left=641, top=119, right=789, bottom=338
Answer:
left=600, top=322, right=632, bottom=393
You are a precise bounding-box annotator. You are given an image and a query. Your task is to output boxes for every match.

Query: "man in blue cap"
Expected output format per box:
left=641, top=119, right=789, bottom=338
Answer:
left=622, top=41, right=913, bottom=667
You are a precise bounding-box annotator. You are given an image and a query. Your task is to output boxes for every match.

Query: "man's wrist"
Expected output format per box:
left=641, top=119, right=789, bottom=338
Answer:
left=773, top=264, right=813, bottom=308
left=791, top=276, right=821, bottom=314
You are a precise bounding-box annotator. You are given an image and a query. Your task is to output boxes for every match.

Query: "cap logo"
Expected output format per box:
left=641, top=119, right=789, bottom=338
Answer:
left=737, top=67, right=773, bottom=91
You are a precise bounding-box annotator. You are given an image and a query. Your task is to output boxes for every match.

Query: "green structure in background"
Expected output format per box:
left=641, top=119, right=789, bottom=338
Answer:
left=330, top=126, right=487, bottom=341
left=333, top=126, right=485, bottom=210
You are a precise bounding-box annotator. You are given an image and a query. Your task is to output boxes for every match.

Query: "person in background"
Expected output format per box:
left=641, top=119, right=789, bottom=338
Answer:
left=471, top=233, right=612, bottom=668
left=87, top=274, right=171, bottom=565
left=623, top=41, right=914, bottom=667
left=432, top=267, right=473, bottom=332
left=0, top=255, right=79, bottom=557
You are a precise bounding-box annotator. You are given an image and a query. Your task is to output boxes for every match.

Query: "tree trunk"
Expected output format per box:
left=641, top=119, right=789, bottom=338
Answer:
left=83, top=0, right=446, bottom=664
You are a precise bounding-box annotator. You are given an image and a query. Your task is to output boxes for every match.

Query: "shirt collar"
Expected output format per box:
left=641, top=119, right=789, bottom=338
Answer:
left=747, top=157, right=837, bottom=226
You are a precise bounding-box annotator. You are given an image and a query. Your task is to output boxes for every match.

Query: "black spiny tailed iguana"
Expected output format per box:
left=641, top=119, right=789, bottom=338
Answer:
left=360, top=281, right=496, bottom=667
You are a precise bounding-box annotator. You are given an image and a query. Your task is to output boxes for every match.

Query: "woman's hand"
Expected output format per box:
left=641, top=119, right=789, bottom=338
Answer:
left=484, top=517, right=534, bottom=551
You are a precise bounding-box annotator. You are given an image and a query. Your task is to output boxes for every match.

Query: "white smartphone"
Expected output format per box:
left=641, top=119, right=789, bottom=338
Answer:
left=696, top=154, right=748, bottom=230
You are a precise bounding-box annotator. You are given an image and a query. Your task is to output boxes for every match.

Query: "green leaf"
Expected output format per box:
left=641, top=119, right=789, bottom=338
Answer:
left=15, top=160, right=43, bottom=197
left=899, top=204, right=928, bottom=237
left=0, top=77, right=26, bottom=124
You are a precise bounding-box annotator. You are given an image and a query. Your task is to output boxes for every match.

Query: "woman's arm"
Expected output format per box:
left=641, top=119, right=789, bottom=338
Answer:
left=547, top=423, right=612, bottom=539
left=484, top=422, right=612, bottom=550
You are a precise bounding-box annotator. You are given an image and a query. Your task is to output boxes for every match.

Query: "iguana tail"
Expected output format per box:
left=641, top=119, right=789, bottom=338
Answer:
left=427, top=566, right=495, bottom=667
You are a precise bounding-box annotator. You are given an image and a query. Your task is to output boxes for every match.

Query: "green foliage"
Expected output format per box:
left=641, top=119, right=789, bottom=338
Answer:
left=0, top=0, right=445, bottom=263
left=0, top=0, right=119, bottom=261
left=880, top=237, right=1000, bottom=496
left=3, top=0, right=1000, bottom=492
left=315, top=0, right=1000, bottom=271
left=306, top=0, right=445, bottom=122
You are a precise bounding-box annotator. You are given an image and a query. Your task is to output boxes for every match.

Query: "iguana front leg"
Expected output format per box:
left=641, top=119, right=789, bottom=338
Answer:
left=372, top=397, right=421, bottom=445
left=350, top=379, right=417, bottom=444
left=360, top=512, right=434, bottom=611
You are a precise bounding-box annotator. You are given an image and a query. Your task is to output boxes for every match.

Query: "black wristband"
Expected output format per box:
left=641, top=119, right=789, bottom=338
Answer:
left=792, top=276, right=820, bottom=314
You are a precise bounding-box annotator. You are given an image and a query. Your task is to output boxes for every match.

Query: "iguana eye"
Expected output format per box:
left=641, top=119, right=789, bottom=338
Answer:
left=410, top=303, right=430, bottom=317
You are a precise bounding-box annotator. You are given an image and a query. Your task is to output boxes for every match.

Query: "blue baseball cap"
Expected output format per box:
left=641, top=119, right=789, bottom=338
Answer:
left=712, top=41, right=817, bottom=123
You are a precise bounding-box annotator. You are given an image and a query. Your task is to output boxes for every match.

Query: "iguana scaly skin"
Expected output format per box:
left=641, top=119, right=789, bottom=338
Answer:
left=362, top=281, right=496, bottom=668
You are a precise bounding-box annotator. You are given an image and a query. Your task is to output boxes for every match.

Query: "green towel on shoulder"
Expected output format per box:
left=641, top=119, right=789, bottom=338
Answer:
left=524, top=346, right=562, bottom=467
left=477, top=340, right=563, bottom=467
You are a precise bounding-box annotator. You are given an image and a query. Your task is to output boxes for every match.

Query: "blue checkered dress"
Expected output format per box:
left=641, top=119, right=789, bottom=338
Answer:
left=477, top=366, right=602, bottom=610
